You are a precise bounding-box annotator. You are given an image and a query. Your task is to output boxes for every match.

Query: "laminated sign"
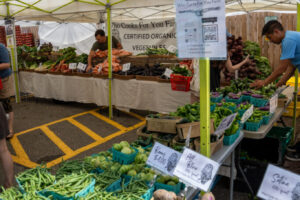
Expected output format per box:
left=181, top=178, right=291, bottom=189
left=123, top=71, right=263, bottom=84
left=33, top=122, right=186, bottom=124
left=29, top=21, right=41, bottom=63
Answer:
left=122, top=63, right=131, bottom=72
left=175, top=0, right=227, bottom=58
left=257, top=164, right=300, bottom=200
left=270, top=94, right=278, bottom=114
left=214, top=113, right=237, bottom=137
left=173, top=147, right=220, bottom=191
left=146, top=142, right=182, bottom=176
left=69, top=63, right=77, bottom=70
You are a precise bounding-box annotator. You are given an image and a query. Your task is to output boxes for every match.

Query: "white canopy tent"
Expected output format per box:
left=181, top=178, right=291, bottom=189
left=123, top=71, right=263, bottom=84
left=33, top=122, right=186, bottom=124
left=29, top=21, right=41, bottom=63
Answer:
left=0, top=0, right=299, bottom=22
left=0, top=0, right=299, bottom=158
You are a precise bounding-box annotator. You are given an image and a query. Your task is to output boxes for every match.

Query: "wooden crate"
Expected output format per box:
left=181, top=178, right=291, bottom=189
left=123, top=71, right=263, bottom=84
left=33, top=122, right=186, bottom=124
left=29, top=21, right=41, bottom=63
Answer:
left=146, top=115, right=182, bottom=134
left=176, top=119, right=215, bottom=139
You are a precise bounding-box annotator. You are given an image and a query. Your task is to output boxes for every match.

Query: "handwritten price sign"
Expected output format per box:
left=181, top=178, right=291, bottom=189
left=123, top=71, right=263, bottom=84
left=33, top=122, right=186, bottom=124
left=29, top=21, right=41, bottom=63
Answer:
left=146, top=142, right=182, bottom=176
left=257, top=164, right=300, bottom=200
left=173, top=148, right=220, bottom=191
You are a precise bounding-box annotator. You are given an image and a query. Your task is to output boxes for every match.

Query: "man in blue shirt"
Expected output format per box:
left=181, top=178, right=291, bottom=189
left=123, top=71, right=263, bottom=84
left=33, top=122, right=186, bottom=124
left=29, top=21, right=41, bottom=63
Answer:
left=251, top=20, right=300, bottom=161
left=251, top=20, right=300, bottom=89
left=0, top=43, right=14, bottom=139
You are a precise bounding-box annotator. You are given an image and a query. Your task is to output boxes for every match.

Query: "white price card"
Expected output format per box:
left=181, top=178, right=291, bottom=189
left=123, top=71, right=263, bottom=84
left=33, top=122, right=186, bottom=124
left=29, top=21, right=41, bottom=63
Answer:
left=214, top=113, right=237, bottom=137
left=69, top=63, right=77, bottom=70
left=146, top=142, right=182, bottom=176
left=241, top=105, right=254, bottom=123
left=167, top=45, right=177, bottom=53
left=173, top=147, right=220, bottom=192
left=257, top=164, right=300, bottom=200
left=163, top=68, right=173, bottom=78
left=77, top=62, right=87, bottom=71
left=122, top=63, right=131, bottom=72
left=270, top=94, right=278, bottom=114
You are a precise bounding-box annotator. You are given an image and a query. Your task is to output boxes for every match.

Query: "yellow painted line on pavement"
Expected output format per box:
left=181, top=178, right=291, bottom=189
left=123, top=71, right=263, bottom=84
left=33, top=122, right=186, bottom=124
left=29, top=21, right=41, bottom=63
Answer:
left=9, top=136, right=30, bottom=160
left=46, top=120, right=146, bottom=168
left=11, top=155, right=38, bottom=169
left=68, top=118, right=104, bottom=141
left=89, top=110, right=127, bottom=131
left=41, top=126, right=74, bottom=155
left=120, top=110, right=145, bottom=121
left=15, top=108, right=100, bottom=137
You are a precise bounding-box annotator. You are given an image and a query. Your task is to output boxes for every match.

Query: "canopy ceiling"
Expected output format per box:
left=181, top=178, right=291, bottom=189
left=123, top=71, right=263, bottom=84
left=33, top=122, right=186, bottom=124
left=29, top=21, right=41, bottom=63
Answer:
left=0, top=0, right=298, bottom=23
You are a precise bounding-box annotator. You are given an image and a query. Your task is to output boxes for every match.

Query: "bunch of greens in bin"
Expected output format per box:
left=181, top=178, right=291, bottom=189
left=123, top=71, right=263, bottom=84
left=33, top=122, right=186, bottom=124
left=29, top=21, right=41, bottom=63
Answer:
left=225, top=119, right=239, bottom=136
left=210, top=107, right=232, bottom=129
left=170, top=103, right=200, bottom=122
left=172, top=66, right=192, bottom=77
left=252, top=83, right=276, bottom=98
left=239, top=102, right=252, bottom=110
left=137, top=48, right=176, bottom=56
left=254, top=56, right=272, bottom=79
left=247, top=110, right=264, bottom=123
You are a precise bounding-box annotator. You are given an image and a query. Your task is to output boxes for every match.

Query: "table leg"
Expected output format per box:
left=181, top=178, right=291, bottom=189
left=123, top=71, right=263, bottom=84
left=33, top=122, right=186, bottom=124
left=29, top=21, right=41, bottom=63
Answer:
left=230, top=152, right=235, bottom=200
left=236, top=144, right=255, bottom=198
left=277, top=117, right=287, bottom=127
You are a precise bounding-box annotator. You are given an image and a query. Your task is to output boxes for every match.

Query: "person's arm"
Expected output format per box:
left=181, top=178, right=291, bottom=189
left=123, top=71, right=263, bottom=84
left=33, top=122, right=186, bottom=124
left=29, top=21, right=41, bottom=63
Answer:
left=276, top=64, right=295, bottom=87
left=0, top=63, right=10, bottom=70
left=86, top=50, right=95, bottom=72
left=250, top=59, right=290, bottom=89
left=226, top=54, right=249, bottom=73
left=112, top=36, right=122, bottom=49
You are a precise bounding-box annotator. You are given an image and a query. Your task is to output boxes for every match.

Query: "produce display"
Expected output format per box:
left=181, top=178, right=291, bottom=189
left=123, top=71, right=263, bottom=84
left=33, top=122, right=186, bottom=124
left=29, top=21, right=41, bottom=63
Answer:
left=222, top=36, right=272, bottom=82
left=93, top=56, right=122, bottom=75
left=95, top=49, right=132, bottom=58
left=137, top=48, right=175, bottom=56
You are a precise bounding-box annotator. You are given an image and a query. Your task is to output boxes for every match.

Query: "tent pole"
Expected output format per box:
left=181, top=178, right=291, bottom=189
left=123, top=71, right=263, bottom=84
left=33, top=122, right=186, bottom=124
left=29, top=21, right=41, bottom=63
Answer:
left=199, top=58, right=210, bottom=157
left=107, top=0, right=113, bottom=119
left=292, top=3, right=300, bottom=144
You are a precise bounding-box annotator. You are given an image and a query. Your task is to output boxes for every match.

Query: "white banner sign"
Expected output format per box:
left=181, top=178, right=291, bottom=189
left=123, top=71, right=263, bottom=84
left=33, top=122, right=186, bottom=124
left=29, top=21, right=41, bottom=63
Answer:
left=173, top=147, right=220, bottom=191
left=175, top=0, right=227, bottom=59
left=146, top=142, right=182, bottom=176
left=257, top=164, right=300, bottom=200
left=112, top=19, right=176, bottom=55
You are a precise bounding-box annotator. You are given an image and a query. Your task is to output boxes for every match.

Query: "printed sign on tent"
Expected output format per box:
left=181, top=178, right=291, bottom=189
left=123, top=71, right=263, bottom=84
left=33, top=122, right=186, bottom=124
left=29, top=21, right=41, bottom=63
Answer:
left=175, top=0, right=227, bottom=58
left=146, top=142, right=182, bottom=176
left=173, top=147, right=220, bottom=191
left=257, top=164, right=300, bottom=200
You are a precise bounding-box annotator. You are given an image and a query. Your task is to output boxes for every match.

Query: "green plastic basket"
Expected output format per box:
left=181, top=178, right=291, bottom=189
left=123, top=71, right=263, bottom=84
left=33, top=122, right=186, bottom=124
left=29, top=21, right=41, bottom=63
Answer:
left=224, top=128, right=240, bottom=146
left=112, top=146, right=138, bottom=164
left=211, top=95, right=223, bottom=103
left=262, top=114, right=273, bottom=125
left=225, top=96, right=242, bottom=104
left=154, top=182, right=184, bottom=195
left=250, top=97, right=268, bottom=107
left=267, top=127, right=293, bottom=156
left=242, top=95, right=252, bottom=102
left=39, top=179, right=95, bottom=200
left=244, top=120, right=262, bottom=131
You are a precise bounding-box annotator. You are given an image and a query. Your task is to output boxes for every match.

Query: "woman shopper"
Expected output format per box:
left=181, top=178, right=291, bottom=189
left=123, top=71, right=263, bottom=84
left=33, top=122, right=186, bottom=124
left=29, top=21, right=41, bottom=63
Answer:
left=0, top=102, right=14, bottom=188
left=0, top=43, right=14, bottom=138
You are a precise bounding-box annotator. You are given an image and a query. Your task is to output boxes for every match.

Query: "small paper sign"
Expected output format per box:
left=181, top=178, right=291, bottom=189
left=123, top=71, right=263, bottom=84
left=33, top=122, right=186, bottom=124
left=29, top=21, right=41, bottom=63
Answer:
left=270, top=94, right=278, bottom=114
left=241, top=105, right=254, bottom=123
left=164, top=68, right=173, bottom=78
left=173, top=147, right=220, bottom=192
left=69, top=63, right=77, bottom=70
left=77, top=62, right=87, bottom=71
left=214, top=113, right=237, bottom=137
left=146, top=142, right=182, bottom=176
left=167, top=45, right=177, bottom=53
left=122, top=63, right=131, bottom=72
left=257, top=164, right=300, bottom=200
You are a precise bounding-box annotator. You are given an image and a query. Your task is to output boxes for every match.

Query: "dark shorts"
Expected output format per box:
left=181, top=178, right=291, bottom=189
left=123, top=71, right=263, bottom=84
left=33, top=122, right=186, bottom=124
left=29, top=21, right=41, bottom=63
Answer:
left=0, top=103, right=9, bottom=139
left=0, top=98, right=12, bottom=113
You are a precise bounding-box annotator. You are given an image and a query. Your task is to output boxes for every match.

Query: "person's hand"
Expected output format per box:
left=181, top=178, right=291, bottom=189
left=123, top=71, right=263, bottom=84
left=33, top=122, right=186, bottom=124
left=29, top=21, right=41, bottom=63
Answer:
left=244, top=54, right=250, bottom=64
left=86, top=65, right=92, bottom=73
left=250, top=80, right=265, bottom=89
left=276, top=80, right=286, bottom=88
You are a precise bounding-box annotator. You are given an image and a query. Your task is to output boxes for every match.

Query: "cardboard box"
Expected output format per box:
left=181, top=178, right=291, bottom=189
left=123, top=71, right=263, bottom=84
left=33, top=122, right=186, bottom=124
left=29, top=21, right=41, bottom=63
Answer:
left=194, top=135, right=224, bottom=156
left=171, top=135, right=195, bottom=151
left=152, top=133, right=175, bottom=147
left=176, top=119, right=215, bottom=139
left=146, top=115, right=182, bottom=134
